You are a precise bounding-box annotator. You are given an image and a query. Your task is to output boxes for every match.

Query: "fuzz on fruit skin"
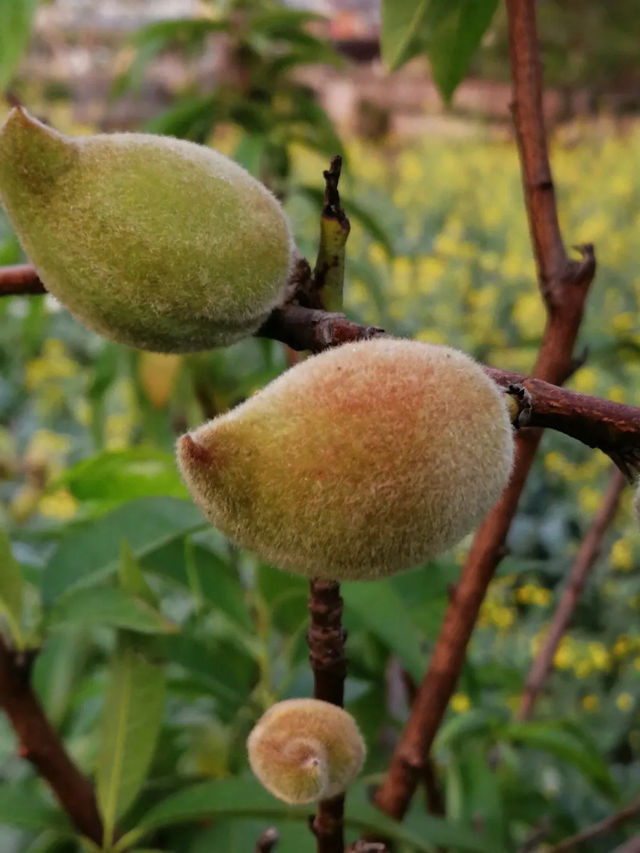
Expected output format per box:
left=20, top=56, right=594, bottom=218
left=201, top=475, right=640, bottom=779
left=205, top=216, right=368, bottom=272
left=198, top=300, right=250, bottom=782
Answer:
left=177, top=338, right=515, bottom=580
left=0, top=107, right=293, bottom=352
left=247, top=699, right=365, bottom=804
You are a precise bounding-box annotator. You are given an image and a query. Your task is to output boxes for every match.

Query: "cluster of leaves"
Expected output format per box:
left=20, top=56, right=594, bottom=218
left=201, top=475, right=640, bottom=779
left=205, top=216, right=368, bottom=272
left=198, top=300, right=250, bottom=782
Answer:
left=112, top=0, right=343, bottom=197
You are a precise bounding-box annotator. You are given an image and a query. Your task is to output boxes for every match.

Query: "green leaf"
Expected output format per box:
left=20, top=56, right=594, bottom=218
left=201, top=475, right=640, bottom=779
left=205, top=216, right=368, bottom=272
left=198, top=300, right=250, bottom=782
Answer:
left=499, top=721, right=620, bottom=801
left=434, top=708, right=507, bottom=751
left=425, top=0, right=499, bottom=102
left=25, top=830, right=75, bottom=853
left=445, top=739, right=508, bottom=850
left=381, top=0, right=429, bottom=71
left=118, top=541, right=160, bottom=609
left=42, top=497, right=205, bottom=604
left=47, top=586, right=175, bottom=635
left=342, top=579, right=426, bottom=681
left=0, top=0, right=39, bottom=90
left=130, top=777, right=489, bottom=851
left=55, top=447, right=188, bottom=509
left=0, top=785, right=65, bottom=831
left=380, top=0, right=498, bottom=100
left=0, top=528, right=23, bottom=647
left=96, top=643, right=166, bottom=845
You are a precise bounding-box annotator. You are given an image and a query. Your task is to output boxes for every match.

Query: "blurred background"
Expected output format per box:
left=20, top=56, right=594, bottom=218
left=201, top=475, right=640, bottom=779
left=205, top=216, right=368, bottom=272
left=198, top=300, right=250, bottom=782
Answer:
left=0, top=1, right=639, bottom=851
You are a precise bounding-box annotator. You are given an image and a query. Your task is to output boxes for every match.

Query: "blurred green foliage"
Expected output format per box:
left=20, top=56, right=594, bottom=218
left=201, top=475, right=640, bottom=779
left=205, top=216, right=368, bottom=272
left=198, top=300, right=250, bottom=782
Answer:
left=113, top=0, right=343, bottom=197
left=0, top=2, right=640, bottom=852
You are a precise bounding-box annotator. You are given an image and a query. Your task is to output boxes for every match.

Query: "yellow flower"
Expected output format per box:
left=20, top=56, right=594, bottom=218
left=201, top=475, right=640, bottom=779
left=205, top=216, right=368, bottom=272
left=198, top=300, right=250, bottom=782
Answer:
left=553, top=638, right=575, bottom=670
left=616, top=693, right=634, bottom=712
left=587, top=642, right=611, bottom=671
left=611, top=539, right=634, bottom=572
left=39, top=489, right=78, bottom=520
left=581, top=694, right=599, bottom=712
left=612, top=636, right=630, bottom=658
left=574, top=660, right=592, bottom=678
left=572, top=367, right=598, bottom=394
left=578, top=487, right=601, bottom=515
left=450, top=693, right=471, bottom=714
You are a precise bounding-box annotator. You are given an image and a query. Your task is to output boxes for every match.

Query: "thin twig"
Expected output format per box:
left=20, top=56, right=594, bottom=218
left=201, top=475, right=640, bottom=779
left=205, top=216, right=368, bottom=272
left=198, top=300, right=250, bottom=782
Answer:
left=401, top=669, right=444, bottom=817
left=517, top=467, right=626, bottom=720
left=373, top=0, right=596, bottom=821
left=546, top=795, right=640, bottom=852
left=307, top=579, right=348, bottom=853
left=0, top=637, right=103, bottom=844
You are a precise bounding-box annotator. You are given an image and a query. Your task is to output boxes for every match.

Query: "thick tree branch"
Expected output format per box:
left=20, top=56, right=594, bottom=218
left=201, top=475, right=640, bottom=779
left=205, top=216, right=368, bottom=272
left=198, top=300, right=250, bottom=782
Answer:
left=547, top=795, right=640, bottom=852
left=493, top=373, right=640, bottom=477
left=0, top=637, right=103, bottom=844
left=3, top=266, right=638, bottom=469
left=373, top=0, right=596, bottom=821
left=517, top=467, right=626, bottom=721
left=4, top=264, right=639, bottom=470
left=307, top=580, right=348, bottom=853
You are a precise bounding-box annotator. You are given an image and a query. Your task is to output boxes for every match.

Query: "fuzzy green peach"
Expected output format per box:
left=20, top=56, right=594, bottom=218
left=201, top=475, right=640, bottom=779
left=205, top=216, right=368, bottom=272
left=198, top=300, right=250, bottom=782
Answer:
left=177, top=338, right=515, bottom=580
left=247, top=699, right=365, bottom=804
left=0, top=107, right=293, bottom=352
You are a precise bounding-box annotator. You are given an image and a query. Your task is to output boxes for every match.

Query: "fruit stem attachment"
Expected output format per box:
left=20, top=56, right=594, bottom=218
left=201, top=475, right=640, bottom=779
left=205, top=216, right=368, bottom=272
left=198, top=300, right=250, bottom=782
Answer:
left=307, top=579, right=348, bottom=853
left=312, top=155, right=350, bottom=313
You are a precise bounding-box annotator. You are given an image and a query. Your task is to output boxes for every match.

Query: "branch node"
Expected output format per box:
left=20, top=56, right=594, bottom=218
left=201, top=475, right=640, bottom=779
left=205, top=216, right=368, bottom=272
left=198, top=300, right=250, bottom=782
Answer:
left=507, top=383, right=533, bottom=427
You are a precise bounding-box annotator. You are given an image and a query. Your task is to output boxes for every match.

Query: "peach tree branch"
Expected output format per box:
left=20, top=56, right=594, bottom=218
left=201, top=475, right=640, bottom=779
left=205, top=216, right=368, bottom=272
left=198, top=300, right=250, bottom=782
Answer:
left=0, top=636, right=103, bottom=844
left=373, top=0, right=596, bottom=821
left=516, top=467, right=626, bottom=721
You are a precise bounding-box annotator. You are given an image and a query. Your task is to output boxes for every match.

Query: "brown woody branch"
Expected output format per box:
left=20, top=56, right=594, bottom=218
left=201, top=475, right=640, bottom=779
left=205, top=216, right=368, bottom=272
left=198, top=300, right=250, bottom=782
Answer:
left=547, top=795, right=640, bottom=852
left=491, top=373, right=640, bottom=477
left=2, top=265, right=639, bottom=471
left=373, top=0, right=596, bottom=821
left=0, top=264, right=46, bottom=296
left=517, top=467, right=626, bottom=721
left=307, top=580, right=348, bottom=853
left=0, top=637, right=103, bottom=844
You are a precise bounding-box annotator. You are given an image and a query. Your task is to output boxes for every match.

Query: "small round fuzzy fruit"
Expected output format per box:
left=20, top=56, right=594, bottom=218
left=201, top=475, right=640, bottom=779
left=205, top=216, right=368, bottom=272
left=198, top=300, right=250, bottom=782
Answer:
left=247, top=699, right=365, bottom=804
left=0, top=107, right=293, bottom=352
left=177, top=338, right=515, bottom=580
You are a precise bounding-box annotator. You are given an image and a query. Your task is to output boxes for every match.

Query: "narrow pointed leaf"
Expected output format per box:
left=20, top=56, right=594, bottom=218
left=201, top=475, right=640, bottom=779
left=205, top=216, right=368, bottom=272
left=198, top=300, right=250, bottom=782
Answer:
left=500, top=721, right=619, bottom=801
left=0, top=0, right=39, bottom=90
left=0, top=528, right=24, bottom=647
left=47, top=585, right=175, bottom=634
left=132, top=777, right=489, bottom=851
left=380, top=0, right=429, bottom=71
left=42, top=497, right=205, bottom=604
left=118, top=541, right=159, bottom=608
left=342, top=579, right=426, bottom=681
left=96, top=644, right=166, bottom=844
left=425, top=0, right=498, bottom=102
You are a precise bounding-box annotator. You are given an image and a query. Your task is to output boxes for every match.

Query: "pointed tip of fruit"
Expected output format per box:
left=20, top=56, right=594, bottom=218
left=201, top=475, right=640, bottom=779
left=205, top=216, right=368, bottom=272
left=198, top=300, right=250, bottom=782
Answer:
left=178, top=433, right=214, bottom=469
left=1, top=104, right=35, bottom=134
